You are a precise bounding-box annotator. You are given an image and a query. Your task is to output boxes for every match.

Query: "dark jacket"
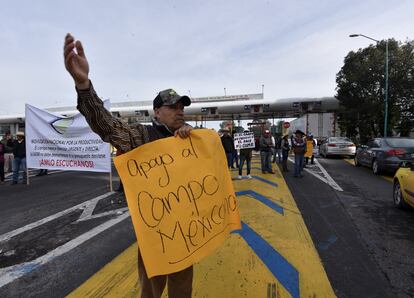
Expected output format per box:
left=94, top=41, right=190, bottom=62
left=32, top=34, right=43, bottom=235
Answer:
left=274, top=137, right=282, bottom=149
left=13, top=140, right=26, bottom=158
left=221, top=135, right=235, bottom=153
left=259, top=136, right=273, bottom=152
left=0, top=143, right=4, bottom=163
left=281, top=138, right=290, bottom=152
left=0, top=138, right=13, bottom=153
left=239, top=148, right=253, bottom=159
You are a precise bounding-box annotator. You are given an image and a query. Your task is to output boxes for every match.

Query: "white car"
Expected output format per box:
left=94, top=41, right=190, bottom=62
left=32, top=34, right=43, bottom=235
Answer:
left=320, top=137, right=356, bottom=158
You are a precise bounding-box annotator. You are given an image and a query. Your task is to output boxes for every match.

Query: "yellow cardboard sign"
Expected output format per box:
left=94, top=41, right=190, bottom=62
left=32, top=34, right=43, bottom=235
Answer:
left=114, top=129, right=241, bottom=278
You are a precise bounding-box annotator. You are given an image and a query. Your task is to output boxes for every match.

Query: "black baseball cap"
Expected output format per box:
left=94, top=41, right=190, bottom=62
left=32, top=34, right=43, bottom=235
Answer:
left=153, top=89, right=191, bottom=109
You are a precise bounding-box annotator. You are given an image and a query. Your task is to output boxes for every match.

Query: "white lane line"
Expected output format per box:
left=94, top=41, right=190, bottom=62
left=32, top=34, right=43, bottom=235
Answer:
left=76, top=197, right=100, bottom=222
left=0, top=212, right=130, bottom=288
left=312, top=159, right=343, bottom=192
left=0, top=192, right=115, bottom=243
left=288, top=157, right=343, bottom=192
left=77, top=208, right=129, bottom=222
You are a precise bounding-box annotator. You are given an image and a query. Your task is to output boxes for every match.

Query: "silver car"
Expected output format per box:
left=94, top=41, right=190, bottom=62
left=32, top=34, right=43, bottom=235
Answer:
left=320, top=137, right=356, bottom=158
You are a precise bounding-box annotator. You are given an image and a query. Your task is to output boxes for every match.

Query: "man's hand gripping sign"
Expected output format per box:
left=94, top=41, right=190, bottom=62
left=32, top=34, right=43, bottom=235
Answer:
left=114, top=129, right=241, bottom=278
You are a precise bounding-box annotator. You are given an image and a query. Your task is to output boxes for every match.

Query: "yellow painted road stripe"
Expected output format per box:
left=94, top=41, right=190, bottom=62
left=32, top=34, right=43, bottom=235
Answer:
left=69, top=158, right=335, bottom=297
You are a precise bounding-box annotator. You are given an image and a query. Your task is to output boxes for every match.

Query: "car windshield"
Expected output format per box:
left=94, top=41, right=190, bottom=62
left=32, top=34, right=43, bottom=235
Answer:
left=329, top=137, right=352, bottom=143
left=385, top=138, right=414, bottom=148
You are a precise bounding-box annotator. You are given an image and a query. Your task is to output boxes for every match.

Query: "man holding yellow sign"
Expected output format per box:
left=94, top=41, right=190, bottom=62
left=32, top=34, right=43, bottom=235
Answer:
left=64, top=34, right=241, bottom=298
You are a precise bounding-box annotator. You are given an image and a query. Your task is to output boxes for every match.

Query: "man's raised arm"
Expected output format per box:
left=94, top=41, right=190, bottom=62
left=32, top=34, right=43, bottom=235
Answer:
left=63, top=34, right=147, bottom=152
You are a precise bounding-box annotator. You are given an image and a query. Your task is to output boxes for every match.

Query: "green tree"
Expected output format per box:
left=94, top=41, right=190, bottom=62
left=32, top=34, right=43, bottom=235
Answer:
left=336, top=39, right=414, bottom=143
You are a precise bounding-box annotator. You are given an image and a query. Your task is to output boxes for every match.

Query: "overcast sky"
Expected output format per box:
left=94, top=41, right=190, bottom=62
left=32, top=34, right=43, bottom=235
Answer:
left=0, top=0, right=413, bottom=117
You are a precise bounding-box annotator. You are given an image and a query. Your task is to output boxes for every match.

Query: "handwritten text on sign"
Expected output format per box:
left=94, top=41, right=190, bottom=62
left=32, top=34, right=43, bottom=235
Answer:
left=234, top=132, right=255, bottom=149
left=114, top=129, right=241, bottom=277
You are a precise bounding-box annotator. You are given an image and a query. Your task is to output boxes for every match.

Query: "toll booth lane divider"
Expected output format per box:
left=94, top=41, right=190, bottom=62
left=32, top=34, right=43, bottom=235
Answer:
left=68, top=158, right=335, bottom=298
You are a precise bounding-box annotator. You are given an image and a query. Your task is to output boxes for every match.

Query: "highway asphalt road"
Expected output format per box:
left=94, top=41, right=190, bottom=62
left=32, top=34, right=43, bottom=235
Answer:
left=0, top=158, right=413, bottom=298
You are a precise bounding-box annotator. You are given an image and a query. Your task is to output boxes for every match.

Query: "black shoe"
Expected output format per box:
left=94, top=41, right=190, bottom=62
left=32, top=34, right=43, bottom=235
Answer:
left=267, top=171, right=275, bottom=174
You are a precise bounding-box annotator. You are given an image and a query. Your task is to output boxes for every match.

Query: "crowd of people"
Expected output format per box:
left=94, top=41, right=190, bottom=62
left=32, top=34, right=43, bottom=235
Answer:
left=0, top=131, right=29, bottom=185
left=220, top=128, right=317, bottom=179
left=2, top=126, right=318, bottom=186
left=0, top=131, right=54, bottom=185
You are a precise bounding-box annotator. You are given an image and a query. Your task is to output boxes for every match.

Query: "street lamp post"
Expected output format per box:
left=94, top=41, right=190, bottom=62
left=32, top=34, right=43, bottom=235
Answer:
left=349, top=34, right=389, bottom=137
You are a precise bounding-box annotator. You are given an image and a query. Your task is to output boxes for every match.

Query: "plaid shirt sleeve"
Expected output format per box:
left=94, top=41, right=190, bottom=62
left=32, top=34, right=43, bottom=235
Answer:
left=76, top=81, right=149, bottom=153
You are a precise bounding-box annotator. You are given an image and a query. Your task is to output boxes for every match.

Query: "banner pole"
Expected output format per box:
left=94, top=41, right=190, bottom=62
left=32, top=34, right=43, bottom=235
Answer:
left=26, top=166, right=30, bottom=185
left=109, top=169, right=113, bottom=192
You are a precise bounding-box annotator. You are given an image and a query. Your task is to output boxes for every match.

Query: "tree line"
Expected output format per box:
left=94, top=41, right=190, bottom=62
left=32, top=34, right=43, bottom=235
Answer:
left=336, top=39, right=414, bottom=143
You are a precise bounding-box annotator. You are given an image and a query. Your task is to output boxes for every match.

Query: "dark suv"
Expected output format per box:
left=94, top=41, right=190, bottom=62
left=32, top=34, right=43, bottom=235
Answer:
left=355, top=138, right=414, bottom=174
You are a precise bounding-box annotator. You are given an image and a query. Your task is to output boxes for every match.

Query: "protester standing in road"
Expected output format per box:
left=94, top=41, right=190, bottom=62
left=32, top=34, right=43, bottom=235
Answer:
left=304, top=134, right=316, bottom=166
left=238, top=130, right=253, bottom=179
left=221, top=128, right=235, bottom=169
left=231, top=131, right=239, bottom=169
left=1, top=132, right=14, bottom=173
left=281, top=135, right=290, bottom=172
left=12, top=131, right=27, bottom=185
left=259, top=129, right=274, bottom=174
left=64, top=33, right=194, bottom=298
left=273, top=135, right=282, bottom=163
left=291, top=130, right=306, bottom=178
left=0, top=141, right=5, bottom=184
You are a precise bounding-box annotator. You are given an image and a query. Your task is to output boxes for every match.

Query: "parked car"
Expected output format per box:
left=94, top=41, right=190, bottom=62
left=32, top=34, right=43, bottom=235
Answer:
left=393, top=162, right=414, bottom=209
left=319, top=137, right=356, bottom=158
left=355, top=138, right=414, bottom=175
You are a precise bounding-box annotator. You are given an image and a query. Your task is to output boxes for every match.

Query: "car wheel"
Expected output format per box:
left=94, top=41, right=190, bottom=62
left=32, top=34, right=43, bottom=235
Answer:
left=372, top=160, right=381, bottom=175
left=354, top=155, right=360, bottom=167
left=393, top=181, right=408, bottom=209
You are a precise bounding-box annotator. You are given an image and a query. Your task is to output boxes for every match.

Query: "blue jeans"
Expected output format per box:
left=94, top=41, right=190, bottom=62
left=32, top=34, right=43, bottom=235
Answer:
left=232, top=151, right=239, bottom=168
left=275, top=149, right=282, bottom=163
left=226, top=153, right=233, bottom=168
left=13, top=157, right=27, bottom=183
left=260, top=151, right=272, bottom=173
left=294, top=154, right=304, bottom=177
left=239, top=155, right=251, bottom=176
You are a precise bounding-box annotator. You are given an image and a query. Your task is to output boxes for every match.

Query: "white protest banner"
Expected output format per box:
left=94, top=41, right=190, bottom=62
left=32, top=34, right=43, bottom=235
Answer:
left=233, top=132, right=255, bottom=149
left=25, top=103, right=111, bottom=173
